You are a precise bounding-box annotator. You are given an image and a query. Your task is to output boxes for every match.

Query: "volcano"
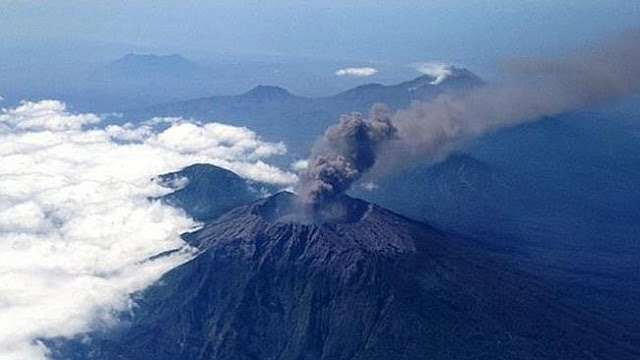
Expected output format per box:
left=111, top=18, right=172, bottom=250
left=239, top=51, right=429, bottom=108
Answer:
left=52, top=192, right=639, bottom=359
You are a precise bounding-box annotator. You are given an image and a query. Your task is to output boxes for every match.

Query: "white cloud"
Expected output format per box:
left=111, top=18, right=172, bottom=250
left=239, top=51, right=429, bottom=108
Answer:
left=0, top=100, right=99, bottom=131
left=290, top=159, right=309, bottom=172
left=413, top=62, right=454, bottom=85
left=0, top=100, right=297, bottom=359
left=335, top=67, right=378, bottom=77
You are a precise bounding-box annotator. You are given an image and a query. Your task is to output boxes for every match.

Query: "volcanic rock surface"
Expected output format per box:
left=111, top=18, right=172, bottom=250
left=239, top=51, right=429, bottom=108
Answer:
left=52, top=192, right=640, bottom=360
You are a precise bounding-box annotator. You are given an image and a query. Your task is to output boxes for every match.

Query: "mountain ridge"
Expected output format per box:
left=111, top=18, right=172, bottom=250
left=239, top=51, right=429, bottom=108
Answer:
left=126, top=68, right=483, bottom=155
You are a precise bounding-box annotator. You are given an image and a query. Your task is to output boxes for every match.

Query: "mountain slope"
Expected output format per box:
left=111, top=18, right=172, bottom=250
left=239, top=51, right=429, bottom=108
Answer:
left=51, top=193, right=640, bottom=360
left=354, top=115, right=640, bottom=332
left=155, top=163, right=274, bottom=222
left=331, top=68, right=482, bottom=112
left=353, top=154, right=516, bottom=238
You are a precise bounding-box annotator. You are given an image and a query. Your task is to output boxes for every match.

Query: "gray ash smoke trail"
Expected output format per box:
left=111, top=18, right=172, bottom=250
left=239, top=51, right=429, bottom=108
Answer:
left=298, top=29, right=640, bottom=205
left=379, top=29, right=640, bottom=172
left=298, top=105, right=396, bottom=203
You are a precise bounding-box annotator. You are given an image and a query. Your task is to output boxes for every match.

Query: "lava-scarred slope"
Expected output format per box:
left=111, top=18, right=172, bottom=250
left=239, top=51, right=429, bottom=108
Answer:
left=53, top=192, right=640, bottom=360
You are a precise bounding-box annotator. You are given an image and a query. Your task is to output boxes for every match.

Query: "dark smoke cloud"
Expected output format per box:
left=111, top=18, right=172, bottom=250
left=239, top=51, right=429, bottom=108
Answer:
left=298, top=105, right=395, bottom=203
left=298, top=29, right=640, bottom=204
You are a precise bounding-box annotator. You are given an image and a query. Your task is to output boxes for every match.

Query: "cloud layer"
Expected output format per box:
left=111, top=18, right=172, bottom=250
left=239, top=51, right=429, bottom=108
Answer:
left=0, top=100, right=295, bottom=359
left=335, top=67, right=378, bottom=77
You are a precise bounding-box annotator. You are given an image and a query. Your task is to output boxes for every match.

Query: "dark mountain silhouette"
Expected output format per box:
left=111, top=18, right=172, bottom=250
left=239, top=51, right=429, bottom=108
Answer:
left=239, top=85, right=299, bottom=102
left=105, top=53, right=204, bottom=78
left=155, top=164, right=275, bottom=223
left=49, top=193, right=640, bottom=360
left=353, top=154, right=516, bottom=239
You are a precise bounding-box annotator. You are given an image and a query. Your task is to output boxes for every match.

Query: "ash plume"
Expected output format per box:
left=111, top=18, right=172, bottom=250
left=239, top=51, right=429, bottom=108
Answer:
left=298, top=105, right=396, bottom=203
left=298, top=29, right=640, bottom=204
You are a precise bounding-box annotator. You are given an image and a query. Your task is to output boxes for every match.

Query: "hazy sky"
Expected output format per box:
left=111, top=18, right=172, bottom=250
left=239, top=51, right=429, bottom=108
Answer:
left=1, top=1, right=640, bottom=105
left=3, top=0, right=640, bottom=66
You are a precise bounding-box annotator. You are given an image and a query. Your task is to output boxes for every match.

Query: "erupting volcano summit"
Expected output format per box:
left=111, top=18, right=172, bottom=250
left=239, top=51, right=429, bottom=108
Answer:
left=51, top=192, right=640, bottom=360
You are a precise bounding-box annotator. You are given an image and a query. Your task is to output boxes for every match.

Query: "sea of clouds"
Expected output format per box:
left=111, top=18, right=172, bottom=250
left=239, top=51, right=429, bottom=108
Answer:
left=0, top=100, right=295, bottom=359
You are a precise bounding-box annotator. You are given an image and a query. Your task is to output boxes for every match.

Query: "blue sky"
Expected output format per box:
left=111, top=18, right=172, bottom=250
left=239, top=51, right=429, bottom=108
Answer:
left=2, top=0, right=639, bottom=67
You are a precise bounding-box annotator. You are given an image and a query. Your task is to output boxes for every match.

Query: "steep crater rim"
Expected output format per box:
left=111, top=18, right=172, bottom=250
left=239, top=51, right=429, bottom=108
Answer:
left=250, top=191, right=371, bottom=225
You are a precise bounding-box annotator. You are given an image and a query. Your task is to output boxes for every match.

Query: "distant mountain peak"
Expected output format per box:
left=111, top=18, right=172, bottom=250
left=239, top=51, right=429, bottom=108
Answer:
left=106, top=53, right=202, bottom=77
left=241, top=85, right=296, bottom=101
left=401, top=66, right=483, bottom=92
left=412, top=63, right=476, bottom=85
left=446, top=66, right=483, bottom=81
left=112, top=52, right=191, bottom=64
